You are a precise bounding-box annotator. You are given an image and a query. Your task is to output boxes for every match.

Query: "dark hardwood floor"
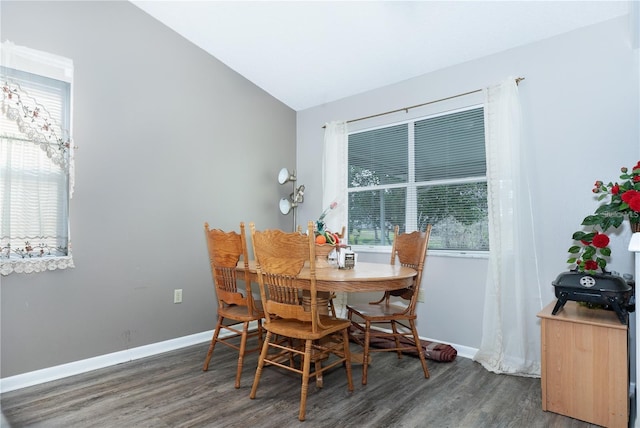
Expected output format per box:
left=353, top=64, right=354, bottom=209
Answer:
left=1, top=341, right=599, bottom=427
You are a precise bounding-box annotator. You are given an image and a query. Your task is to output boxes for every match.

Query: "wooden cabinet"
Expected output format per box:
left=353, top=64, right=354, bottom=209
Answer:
left=537, top=301, right=628, bottom=427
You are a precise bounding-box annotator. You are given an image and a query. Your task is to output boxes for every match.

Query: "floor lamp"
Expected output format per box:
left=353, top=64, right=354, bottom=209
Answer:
left=278, top=167, right=305, bottom=231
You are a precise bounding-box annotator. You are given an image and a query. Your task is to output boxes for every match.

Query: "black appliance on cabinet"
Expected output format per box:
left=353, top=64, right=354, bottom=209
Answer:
left=552, top=271, right=633, bottom=324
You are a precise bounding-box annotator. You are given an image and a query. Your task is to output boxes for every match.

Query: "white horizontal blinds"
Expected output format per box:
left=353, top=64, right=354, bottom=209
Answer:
left=346, top=106, right=488, bottom=251
left=1, top=67, right=71, bottom=142
left=1, top=67, right=70, bottom=259
left=414, top=107, right=488, bottom=250
left=348, top=124, right=408, bottom=245
left=414, top=107, right=486, bottom=180
left=0, top=138, right=69, bottom=251
left=348, top=124, right=408, bottom=186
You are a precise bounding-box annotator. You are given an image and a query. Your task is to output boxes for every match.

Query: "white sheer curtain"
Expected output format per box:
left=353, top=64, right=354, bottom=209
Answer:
left=323, top=120, right=348, bottom=317
left=473, top=77, right=543, bottom=377
left=0, top=41, right=74, bottom=275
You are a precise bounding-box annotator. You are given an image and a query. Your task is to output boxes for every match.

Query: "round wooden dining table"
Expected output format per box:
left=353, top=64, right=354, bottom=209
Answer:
left=239, top=260, right=417, bottom=369
left=241, top=260, right=417, bottom=292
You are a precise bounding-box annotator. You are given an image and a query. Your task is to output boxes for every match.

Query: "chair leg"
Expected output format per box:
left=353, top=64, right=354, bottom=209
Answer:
left=257, top=320, right=264, bottom=349
left=234, top=321, right=249, bottom=389
left=347, top=310, right=364, bottom=345
left=391, top=321, right=403, bottom=359
left=362, top=320, right=371, bottom=385
left=299, top=339, right=312, bottom=421
left=289, top=337, right=297, bottom=367
left=202, top=315, right=224, bottom=371
left=328, top=294, right=337, bottom=317
left=342, top=328, right=354, bottom=392
left=314, top=355, right=324, bottom=388
left=347, top=310, right=355, bottom=341
left=250, top=331, right=272, bottom=400
left=410, top=320, right=429, bottom=379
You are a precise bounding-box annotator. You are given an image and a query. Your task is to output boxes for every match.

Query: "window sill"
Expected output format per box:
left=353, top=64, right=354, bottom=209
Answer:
left=351, top=245, right=489, bottom=259
left=428, top=250, right=489, bottom=259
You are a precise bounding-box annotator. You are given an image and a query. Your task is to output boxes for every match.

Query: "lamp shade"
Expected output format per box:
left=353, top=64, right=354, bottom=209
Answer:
left=279, top=198, right=292, bottom=215
left=278, top=167, right=295, bottom=185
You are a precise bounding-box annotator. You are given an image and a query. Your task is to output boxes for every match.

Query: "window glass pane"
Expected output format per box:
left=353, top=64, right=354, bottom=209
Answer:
left=0, top=137, right=69, bottom=251
left=415, top=108, right=485, bottom=181
left=1, top=67, right=70, bottom=138
left=348, top=124, right=408, bottom=187
left=346, top=106, right=487, bottom=251
left=417, top=182, right=488, bottom=250
left=1, top=66, right=71, bottom=261
left=348, top=188, right=406, bottom=246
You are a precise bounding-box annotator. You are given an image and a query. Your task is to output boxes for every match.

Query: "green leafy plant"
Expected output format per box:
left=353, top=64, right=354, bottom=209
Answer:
left=567, top=161, right=640, bottom=273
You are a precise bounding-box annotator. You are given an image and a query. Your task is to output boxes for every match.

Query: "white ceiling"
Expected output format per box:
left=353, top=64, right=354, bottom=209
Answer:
left=131, top=1, right=630, bottom=111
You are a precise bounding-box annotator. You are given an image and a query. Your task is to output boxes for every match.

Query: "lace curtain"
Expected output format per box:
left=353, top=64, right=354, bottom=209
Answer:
left=323, top=121, right=348, bottom=316
left=473, top=77, right=543, bottom=376
left=1, top=41, right=75, bottom=275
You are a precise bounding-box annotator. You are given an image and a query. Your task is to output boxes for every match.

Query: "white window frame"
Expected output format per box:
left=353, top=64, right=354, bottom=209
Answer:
left=0, top=41, right=75, bottom=275
left=345, top=100, right=489, bottom=257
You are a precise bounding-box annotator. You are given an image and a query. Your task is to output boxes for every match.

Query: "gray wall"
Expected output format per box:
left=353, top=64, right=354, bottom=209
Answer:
left=2, top=2, right=638, bottom=380
left=296, top=16, right=639, bottom=349
left=1, top=1, right=296, bottom=377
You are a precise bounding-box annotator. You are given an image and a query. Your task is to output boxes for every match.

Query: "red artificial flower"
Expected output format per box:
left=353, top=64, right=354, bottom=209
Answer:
left=629, top=195, right=640, bottom=212
left=592, top=233, right=610, bottom=248
left=584, top=260, right=598, bottom=271
left=568, top=161, right=640, bottom=273
left=621, top=190, right=640, bottom=203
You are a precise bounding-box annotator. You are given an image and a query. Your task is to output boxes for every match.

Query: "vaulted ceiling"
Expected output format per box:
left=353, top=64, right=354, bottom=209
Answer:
left=131, top=1, right=630, bottom=111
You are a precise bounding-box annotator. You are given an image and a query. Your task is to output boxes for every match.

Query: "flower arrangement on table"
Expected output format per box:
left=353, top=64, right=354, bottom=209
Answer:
left=314, top=201, right=341, bottom=246
left=567, top=160, right=640, bottom=273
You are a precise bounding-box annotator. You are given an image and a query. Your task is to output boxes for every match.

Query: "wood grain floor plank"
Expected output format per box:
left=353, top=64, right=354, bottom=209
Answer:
left=1, top=341, right=601, bottom=427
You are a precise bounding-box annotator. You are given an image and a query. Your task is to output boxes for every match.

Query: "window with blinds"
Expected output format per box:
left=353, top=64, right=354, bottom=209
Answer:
left=347, top=106, right=488, bottom=251
left=1, top=66, right=72, bottom=270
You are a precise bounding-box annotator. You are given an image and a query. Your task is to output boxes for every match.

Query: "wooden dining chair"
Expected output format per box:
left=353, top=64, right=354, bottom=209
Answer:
left=202, top=222, right=264, bottom=389
left=347, top=224, right=432, bottom=385
left=249, top=221, right=354, bottom=422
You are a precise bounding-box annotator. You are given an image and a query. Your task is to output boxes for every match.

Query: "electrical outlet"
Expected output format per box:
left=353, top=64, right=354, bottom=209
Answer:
left=174, top=289, right=183, bottom=304
left=417, top=290, right=425, bottom=303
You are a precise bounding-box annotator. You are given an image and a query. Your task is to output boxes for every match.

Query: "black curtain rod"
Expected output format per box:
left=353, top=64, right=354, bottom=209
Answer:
left=322, top=77, right=525, bottom=128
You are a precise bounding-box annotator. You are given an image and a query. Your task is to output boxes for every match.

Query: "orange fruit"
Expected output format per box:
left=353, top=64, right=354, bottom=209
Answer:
left=315, top=234, right=326, bottom=244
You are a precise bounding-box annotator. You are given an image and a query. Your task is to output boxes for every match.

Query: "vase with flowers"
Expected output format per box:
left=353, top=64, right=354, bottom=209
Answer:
left=567, top=160, right=640, bottom=273
left=313, top=202, right=343, bottom=267
left=316, top=201, right=337, bottom=229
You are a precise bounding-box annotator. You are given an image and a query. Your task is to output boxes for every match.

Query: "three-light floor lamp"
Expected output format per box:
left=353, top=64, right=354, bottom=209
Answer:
left=278, top=167, right=304, bottom=231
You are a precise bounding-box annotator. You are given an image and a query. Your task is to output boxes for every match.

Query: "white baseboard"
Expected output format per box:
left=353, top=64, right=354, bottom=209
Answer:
left=446, top=343, right=477, bottom=360
left=0, top=330, right=213, bottom=394
left=0, top=324, right=476, bottom=394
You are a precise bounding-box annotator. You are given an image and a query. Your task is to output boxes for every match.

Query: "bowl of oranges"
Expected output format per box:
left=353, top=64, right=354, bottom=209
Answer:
left=314, top=230, right=342, bottom=268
